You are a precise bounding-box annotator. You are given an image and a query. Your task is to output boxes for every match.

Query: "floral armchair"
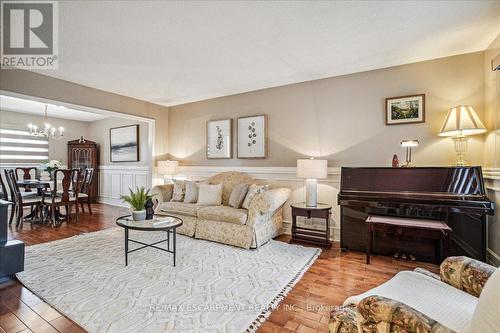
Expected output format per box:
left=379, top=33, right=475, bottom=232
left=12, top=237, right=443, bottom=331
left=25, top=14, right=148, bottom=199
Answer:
left=329, top=256, right=497, bottom=333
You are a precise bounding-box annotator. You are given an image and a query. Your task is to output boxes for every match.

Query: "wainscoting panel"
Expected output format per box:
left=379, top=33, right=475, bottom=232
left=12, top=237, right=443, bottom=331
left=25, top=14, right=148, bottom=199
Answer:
left=98, top=166, right=151, bottom=207
left=483, top=167, right=500, bottom=266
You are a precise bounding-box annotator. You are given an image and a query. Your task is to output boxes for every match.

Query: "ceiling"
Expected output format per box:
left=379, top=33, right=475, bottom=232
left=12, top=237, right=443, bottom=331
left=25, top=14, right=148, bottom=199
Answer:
left=34, top=1, right=500, bottom=106
left=0, top=95, right=108, bottom=122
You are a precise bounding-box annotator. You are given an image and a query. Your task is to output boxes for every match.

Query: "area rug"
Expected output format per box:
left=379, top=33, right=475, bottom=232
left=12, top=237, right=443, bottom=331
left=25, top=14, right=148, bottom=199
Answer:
left=16, top=227, right=320, bottom=333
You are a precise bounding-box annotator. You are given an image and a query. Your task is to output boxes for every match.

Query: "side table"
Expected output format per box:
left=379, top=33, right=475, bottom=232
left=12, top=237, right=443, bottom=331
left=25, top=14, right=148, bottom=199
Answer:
left=290, top=202, right=332, bottom=248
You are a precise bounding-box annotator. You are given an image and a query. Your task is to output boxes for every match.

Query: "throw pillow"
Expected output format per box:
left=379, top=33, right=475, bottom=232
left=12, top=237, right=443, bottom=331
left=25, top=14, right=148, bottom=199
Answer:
left=197, top=183, right=223, bottom=206
left=183, top=181, right=199, bottom=203
left=241, top=184, right=268, bottom=209
left=228, top=183, right=250, bottom=209
left=170, top=180, right=185, bottom=202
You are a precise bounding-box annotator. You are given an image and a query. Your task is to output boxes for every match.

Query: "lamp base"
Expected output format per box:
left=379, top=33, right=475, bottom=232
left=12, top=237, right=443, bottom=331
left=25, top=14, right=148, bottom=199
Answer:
left=305, top=179, right=317, bottom=207
left=452, top=136, right=469, bottom=166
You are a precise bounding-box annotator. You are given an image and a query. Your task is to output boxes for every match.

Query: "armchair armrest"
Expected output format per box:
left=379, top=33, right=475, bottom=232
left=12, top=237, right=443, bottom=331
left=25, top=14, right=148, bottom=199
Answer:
left=151, top=184, right=174, bottom=210
left=440, top=256, right=495, bottom=297
left=357, top=295, right=454, bottom=333
left=247, top=188, right=291, bottom=227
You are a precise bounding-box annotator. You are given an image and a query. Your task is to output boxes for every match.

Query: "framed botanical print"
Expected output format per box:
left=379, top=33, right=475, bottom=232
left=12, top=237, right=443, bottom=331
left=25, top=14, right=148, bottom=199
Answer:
left=385, top=94, right=425, bottom=125
left=206, top=119, right=232, bottom=159
left=110, top=124, right=139, bottom=162
left=237, top=114, right=268, bottom=159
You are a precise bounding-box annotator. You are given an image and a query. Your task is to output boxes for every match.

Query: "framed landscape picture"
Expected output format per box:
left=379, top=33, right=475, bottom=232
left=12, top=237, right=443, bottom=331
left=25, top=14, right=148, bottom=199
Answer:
left=110, top=125, right=139, bottom=162
left=207, top=119, right=232, bottom=159
left=237, top=114, right=268, bottom=159
left=385, top=94, right=425, bottom=125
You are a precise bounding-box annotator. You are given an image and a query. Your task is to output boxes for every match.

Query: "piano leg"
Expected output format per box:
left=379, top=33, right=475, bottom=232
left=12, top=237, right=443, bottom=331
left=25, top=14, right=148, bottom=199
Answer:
left=366, top=225, right=373, bottom=264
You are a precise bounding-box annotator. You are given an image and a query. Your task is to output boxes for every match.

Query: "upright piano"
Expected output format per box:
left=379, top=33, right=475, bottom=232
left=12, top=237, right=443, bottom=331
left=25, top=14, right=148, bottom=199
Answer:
left=338, top=167, right=495, bottom=263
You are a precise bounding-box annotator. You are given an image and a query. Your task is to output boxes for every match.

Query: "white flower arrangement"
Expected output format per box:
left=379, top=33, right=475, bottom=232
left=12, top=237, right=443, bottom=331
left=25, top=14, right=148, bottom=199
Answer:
left=42, top=160, right=62, bottom=172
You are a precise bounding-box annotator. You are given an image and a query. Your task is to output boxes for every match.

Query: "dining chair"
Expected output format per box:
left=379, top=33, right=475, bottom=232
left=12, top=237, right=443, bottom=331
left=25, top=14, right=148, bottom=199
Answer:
left=15, top=167, right=37, bottom=192
left=0, top=173, right=16, bottom=224
left=4, top=169, right=43, bottom=228
left=78, top=168, right=95, bottom=215
left=43, top=169, right=81, bottom=226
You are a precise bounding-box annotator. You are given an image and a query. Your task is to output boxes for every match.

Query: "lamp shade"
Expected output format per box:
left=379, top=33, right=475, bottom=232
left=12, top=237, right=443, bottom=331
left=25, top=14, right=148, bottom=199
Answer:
left=400, top=139, right=419, bottom=147
left=297, top=159, right=327, bottom=179
left=438, top=105, right=486, bottom=137
left=157, top=160, right=178, bottom=175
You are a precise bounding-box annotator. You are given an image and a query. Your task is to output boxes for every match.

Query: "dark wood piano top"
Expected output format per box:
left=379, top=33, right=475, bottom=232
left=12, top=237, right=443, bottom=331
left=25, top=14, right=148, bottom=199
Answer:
left=338, top=166, right=495, bottom=215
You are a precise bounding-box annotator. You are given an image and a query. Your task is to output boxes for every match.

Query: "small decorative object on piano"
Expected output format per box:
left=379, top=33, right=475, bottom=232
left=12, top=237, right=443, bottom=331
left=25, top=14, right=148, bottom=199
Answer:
left=392, top=154, right=399, bottom=168
left=400, top=140, right=419, bottom=167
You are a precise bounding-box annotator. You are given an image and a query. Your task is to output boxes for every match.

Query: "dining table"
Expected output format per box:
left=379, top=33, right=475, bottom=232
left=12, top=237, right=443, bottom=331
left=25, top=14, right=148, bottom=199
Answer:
left=16, top=179, right=51, bottom=196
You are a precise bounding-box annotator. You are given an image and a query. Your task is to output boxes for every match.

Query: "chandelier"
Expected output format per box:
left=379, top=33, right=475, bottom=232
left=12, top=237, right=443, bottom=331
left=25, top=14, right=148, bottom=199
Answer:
left=28, top=105, right=64, bottom=140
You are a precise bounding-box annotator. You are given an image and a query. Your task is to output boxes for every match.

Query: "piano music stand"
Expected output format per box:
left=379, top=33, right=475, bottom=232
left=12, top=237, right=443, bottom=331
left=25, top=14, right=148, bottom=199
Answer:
left=366, top=215, right=452, bottom=264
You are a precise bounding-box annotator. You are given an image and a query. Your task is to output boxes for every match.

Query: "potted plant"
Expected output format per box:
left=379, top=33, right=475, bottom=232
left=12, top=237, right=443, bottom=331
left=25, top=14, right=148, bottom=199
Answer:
left=120, top=187, right=152, bottom=221
left=39, top=160, right=62, bottom=181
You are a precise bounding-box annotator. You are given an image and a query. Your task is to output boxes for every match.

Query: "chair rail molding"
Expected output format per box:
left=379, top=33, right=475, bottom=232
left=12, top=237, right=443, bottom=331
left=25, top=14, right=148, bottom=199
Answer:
left=98, top=165, right=151, bottom=207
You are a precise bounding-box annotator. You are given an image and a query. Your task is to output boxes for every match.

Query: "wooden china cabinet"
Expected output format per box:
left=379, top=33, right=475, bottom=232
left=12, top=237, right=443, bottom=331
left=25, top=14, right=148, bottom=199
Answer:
left=67, top=139, right=98, bottom=202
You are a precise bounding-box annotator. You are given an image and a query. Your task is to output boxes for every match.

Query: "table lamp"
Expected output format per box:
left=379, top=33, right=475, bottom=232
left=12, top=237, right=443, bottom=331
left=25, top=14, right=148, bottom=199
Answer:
left=157, top=160, right=178, bottom=184
left=297, top=158, right=327, bottom=207
left=438, top=105, right=486, bottom=166
left=400, top=139, right=419, bottom=167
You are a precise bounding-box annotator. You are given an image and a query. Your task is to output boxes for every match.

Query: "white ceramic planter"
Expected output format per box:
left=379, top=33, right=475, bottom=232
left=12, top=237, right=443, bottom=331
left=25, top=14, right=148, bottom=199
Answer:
left=132, top=210, right=146, bottom=221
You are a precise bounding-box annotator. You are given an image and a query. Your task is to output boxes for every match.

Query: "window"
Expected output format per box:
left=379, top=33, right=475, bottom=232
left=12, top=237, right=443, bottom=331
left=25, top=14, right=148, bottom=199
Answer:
left=0, top=128, right=49, bottom=165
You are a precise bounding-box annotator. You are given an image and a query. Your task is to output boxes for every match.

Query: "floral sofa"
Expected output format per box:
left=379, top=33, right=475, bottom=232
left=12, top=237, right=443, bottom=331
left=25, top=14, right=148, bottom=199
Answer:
left=330, top=256, right=499, bottom=333
left=152, top=172, right=291, bottom=249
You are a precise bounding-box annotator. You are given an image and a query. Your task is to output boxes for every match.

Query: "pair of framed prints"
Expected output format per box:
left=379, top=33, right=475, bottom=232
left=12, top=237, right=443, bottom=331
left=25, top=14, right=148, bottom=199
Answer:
left=206, top=115, right=267, bottom=159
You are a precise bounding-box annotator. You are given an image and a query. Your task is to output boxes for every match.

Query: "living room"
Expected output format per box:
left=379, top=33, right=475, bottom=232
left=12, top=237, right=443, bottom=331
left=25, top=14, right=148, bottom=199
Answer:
left=0, top=1, right=499, bottom=333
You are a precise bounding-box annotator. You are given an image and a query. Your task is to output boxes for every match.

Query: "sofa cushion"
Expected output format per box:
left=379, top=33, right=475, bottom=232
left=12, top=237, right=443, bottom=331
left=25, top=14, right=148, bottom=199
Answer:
left=183, top=181, right=199, bottom=203
left=228, top=183, right=250, bottom=208
left=198, top=206, right=248, bottom=225
left=207, top=172, right=255, bottom=206
left=197, top=183, right=223, bottom=206
left=242, top=184, right=268, bottom=209
left=159, top=201, right=205, bottom=217
left=171, top=180, right=185, bottom=202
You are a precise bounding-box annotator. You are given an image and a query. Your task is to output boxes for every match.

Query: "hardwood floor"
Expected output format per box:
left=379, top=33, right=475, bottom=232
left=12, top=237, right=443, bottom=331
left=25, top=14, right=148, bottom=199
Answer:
left=0, top=203, right=438, bottom=333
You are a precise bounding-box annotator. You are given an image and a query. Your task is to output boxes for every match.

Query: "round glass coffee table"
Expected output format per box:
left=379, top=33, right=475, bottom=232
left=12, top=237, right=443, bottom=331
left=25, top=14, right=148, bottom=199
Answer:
left=116, top=214, right=183, bottom=266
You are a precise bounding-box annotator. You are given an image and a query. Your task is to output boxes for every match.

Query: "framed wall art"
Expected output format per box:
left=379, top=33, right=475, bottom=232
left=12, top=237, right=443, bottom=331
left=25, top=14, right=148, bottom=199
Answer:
left=110, top=124, right=139, bottom=162
left=385, top=94, right=425, bottom=125
left=206, top=118, right=232, bottom=159
left=237, top=114, right=268, bottom=159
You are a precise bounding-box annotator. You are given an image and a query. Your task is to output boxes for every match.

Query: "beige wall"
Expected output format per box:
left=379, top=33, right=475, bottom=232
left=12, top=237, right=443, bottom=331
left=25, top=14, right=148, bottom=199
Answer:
left=168, top=52, right=486, bottom=167
left=0, top=109, right=89, bottom=164
left=88, top=117, right=152, bottom=166
left=0, top=69, right=169, bottom=163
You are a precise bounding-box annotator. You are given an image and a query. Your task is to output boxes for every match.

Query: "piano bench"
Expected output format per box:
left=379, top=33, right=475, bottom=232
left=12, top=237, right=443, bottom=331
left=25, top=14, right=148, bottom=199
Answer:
left=365, top=215, right=452, bottom=264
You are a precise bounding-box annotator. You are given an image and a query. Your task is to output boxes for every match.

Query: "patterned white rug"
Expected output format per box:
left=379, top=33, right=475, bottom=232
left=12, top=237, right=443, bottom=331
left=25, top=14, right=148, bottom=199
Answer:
left=17, top=227, right=320, bottom=333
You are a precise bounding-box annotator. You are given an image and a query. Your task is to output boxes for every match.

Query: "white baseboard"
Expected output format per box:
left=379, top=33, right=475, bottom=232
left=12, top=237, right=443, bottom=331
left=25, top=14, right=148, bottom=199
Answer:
left=98, top=197, right=128, bottom=208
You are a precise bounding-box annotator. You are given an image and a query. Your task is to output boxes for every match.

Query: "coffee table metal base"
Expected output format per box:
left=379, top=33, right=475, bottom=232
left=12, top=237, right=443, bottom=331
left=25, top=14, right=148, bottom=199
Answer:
left=124, top=228, right=177, bottom=266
